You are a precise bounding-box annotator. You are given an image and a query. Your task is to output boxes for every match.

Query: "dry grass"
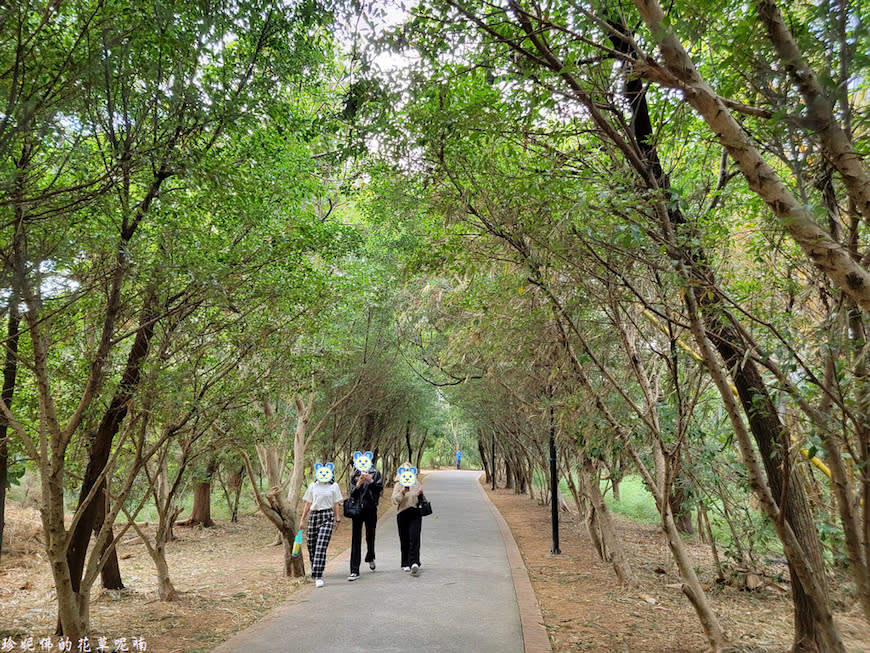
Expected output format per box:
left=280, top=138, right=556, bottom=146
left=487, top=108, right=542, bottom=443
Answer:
left=2, top=511, right=312, bottom=653
left=3, top=503, right=43, bottom=557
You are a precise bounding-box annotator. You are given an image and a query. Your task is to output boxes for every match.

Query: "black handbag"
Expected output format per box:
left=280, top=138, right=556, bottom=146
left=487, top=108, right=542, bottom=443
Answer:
left=417, top=493, right=433, bottom=517
left=343, top=495, right=362, bottom=518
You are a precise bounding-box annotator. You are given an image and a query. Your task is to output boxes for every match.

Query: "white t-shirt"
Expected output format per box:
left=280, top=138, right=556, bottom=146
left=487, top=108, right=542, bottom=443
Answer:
left=303, top=481, right=343, bottom=510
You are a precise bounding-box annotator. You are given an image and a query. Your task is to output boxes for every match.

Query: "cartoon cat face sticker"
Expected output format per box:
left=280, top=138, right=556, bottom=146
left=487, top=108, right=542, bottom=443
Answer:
left=397, top=465, right=418, bottom=487
left=314, top=461, right=334, bottom=483
left=353, top=450, right=374, bottom=472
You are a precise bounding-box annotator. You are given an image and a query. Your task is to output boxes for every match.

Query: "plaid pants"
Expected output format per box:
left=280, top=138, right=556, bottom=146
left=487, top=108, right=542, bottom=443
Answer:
left=307, top=509, right=335, bottom=579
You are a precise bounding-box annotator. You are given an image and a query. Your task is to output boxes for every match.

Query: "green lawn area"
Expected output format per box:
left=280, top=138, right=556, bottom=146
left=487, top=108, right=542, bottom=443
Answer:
left=532, top=471, right=661, bottom=525
left=600, top=475, right=660, bottom=524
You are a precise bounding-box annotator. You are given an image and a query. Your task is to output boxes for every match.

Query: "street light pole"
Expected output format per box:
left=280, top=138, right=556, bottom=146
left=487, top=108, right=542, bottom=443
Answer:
left=549, top=402, right=560, bottom=554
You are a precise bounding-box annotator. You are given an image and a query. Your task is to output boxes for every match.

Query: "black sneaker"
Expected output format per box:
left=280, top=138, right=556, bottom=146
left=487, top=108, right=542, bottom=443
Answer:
left=347, top=573, right=360, bottom=581
left=369, top=560, right=376, bottom=571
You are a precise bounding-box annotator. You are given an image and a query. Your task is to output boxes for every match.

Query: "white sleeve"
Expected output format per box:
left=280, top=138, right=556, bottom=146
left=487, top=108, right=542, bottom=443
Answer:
left=302, top=483, right=314, bottom=504
left=333, top=484, right=343, bottom=503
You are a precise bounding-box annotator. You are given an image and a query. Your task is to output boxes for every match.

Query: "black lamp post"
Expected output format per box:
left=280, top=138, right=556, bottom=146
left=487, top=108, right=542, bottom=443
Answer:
left=549, top=401, right=560, bottom=554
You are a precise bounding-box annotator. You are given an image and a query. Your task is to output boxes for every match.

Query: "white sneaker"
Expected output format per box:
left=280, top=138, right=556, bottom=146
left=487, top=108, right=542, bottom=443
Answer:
left=347, top=573, right=359, bottom=581
left=315, top=578, right=324, bottom=588
left=402, top=566, right=411, bottom=572
left=411, top=564, right=419, bottom=576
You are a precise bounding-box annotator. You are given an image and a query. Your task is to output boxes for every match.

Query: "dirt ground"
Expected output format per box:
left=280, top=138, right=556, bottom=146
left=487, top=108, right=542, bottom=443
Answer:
left=2, top=476, right=869, bottom=652
left=487, top=484, right=868, bottom=652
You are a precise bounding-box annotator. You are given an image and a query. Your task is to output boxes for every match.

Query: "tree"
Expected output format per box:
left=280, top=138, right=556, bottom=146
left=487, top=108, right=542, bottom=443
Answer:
left=0, top=298, right=21, bottom=564
left=351, top=0, right=868, bottom=648
left=0, top=0, right=337, bottom=639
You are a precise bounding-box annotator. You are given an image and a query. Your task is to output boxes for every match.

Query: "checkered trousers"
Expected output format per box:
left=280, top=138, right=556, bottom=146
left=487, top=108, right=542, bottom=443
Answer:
left=306, top=509, right=335, bottom=578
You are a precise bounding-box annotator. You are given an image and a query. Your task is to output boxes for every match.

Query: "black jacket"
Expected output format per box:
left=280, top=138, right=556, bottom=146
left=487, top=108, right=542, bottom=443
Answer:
left=349, top=467, right=383, bottom=512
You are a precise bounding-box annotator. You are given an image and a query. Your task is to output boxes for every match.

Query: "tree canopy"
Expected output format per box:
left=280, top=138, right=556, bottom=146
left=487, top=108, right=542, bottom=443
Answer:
left=2, top=1, right=870, bottom=650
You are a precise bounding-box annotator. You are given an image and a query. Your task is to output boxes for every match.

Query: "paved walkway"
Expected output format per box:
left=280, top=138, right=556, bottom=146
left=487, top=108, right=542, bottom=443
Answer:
left=212, top=470, right=549, bottom=652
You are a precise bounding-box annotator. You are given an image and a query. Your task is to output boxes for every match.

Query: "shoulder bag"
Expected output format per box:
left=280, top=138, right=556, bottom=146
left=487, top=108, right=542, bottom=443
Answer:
left=343, top=494, right=362, bottom=518
left=417, top=493, right=433, bottom=517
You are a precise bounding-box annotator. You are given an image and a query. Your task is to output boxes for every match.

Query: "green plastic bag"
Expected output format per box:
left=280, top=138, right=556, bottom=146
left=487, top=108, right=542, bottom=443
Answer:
left=291, top=528, right=303, bottom=557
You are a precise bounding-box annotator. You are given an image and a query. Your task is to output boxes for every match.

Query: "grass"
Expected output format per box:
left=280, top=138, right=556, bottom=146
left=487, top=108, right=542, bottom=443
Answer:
left=532, top=470, right=800, bottom=567
left=531, top=471, right=661, bottom=526
left=131, top=490, right=261, bottom=523
left=600, top=476, right=660, bottom=524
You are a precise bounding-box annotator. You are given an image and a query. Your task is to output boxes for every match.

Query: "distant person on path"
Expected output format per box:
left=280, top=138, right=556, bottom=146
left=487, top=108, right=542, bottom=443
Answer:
left=347, top=450, right=384, bottom=581
left=300, top=462, right=343, bottom=588
left=391, top=463, right=425, bottom=576
left=456, top=450, right=462, bottom=470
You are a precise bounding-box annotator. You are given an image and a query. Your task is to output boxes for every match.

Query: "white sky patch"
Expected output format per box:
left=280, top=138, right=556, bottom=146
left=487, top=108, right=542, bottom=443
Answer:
left=337, top=0, right=418, bottom=73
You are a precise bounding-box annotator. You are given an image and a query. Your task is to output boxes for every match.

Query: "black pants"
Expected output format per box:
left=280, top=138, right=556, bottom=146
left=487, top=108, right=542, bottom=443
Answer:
left=350, top=507, right=378, bottom=574
left=396, top=507, right=422, bottom=568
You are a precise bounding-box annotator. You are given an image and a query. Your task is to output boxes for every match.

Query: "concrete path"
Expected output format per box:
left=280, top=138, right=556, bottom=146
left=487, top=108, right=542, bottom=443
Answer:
left=212, top=470, right=549, bottom=652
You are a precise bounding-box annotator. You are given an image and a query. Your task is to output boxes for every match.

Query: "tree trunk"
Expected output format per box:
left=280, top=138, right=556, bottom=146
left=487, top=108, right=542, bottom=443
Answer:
left=837, top=307, right=870, bottom=621
left=585, top=500, right=606, bottom=560
left=93, top=487, right=124, bottom=590
left=226, top=466, right=244, bottom=523
left=152, top=498, right=183, bottom=600
left=610, top=469, right=621, bottom=503
left=256, top=443, right=286, bottom=545
left=64, top=294, right=156, bottom=633
left=155, top=542, right=178, bottom=601
left=183, top=457, right=217, bottom=528
left=155, top=457, right=176, bottom=542
left=189, top=481, right=214, bottom=526
left=580, top=458, right=637, bottom=586
left=98, top=533, right=124, bottom=590
left=478, top=437, right=491, bottom=485
left=46, top=474, right=84, bottom=642
left=669, top=477, right=695, bottom=535
left=0, top=300, right=21, bottom=565
left=560, top=454, right=585, bottom=516
left=754, top=0, right=870, bottom=224
left=684, top=288, right=846, bottom=653
left=256, top=443, right=285, bottom=489
left=414, top=429, right=427, bottom=470
left=128, top=501, right=182, bottom=603
left=698, top=502, right=725, bottom=581
left=49, top=545, right=84, bottom=642
left=282, top=530, right=305, bottom=577
left=0, top=425, right=6, bottom=567
left=362, top=412, right=377, bottom=452
left=709, top=315, right=832, bottom=651
left=243, top=393, right=322, bottom=579
left=662, top=504, right=729, bottom=651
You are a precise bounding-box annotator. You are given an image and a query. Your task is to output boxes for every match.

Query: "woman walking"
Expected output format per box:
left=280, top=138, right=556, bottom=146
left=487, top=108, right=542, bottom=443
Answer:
left=347, top=451, right=383, bottom=581
left=300, top=462, right=343, bottom=587
left=391, top=463, right=425, bottom=576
